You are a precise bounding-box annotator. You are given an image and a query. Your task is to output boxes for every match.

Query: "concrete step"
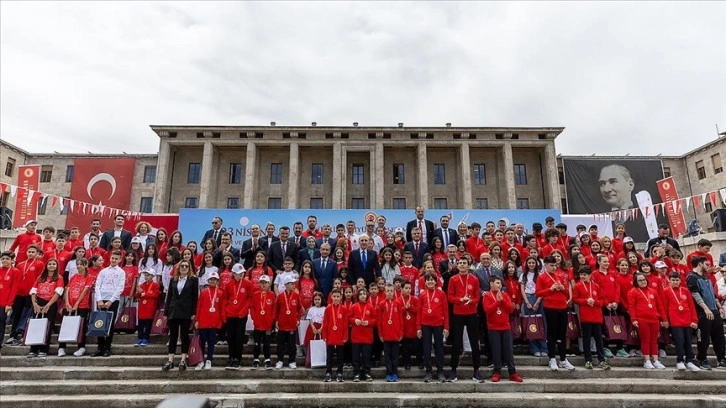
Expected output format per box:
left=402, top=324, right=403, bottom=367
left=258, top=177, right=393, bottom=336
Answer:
left=2, top=392, right=726, bottom=408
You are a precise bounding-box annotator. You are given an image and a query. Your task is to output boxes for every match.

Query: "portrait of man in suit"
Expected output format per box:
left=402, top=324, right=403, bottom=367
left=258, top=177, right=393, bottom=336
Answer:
left=267, top=226, right=297, bottom=272
left=200, top=216, right=226, bottom=248
left=348, top=235, right=380, bottom=286
left=406, top=206, right=435, bottom=246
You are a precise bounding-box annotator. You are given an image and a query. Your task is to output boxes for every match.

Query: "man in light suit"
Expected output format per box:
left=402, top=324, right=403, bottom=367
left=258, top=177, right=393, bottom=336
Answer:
left=403, top=228, right=430, bottom=269
left=267, top=226, right=296, bottom=272
left=347, top=235, right=380, bottom=287
left=406, top=206, right=435, bottom=246
left=200, top=217, right=226, bottom=248
left=433, top=215, right=459, bottom=250
left=99, top=214, right=133, bottom=251
left=314, top=243, right=337, bottom=300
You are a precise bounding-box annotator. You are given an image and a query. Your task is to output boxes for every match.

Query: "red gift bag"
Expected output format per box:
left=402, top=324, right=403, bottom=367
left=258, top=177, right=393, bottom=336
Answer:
left=522, top=314, right=546, bottom=341
left=115, top=300, right=137, bottom=333
left=566, top=312, right=580, bottom=340
left=510, top=314, right=523, bottom=340
left=625, top=321, right=639, bottom=346
left=151, top=309, right=168, bottom=336
left=657, top=326, right=672, bottom=345
left=604, top=313, right=628, bottom=341
left=188, top=332, right=204, bottom=366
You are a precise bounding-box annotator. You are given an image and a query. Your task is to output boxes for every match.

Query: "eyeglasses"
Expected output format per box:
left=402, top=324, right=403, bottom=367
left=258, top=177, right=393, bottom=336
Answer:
left=212, top=221, right=220, bottom=225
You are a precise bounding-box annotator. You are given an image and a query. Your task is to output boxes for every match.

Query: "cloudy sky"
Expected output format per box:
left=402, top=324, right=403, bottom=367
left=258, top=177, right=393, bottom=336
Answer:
left=1, top=2, right=724, bottom=156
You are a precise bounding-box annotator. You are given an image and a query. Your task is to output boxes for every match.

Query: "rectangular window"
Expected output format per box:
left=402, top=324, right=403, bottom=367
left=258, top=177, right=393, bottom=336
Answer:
left=311, top=163, right=324, bottom=185
left=433, top=164, right=446, bottom=184
left=475, top=198, right=488, bottom=209
left=663, top=167, right=671, bottom=178
left=393, top=163, right=405, bottom=184
left=351, top=197, right=365, bottom=209
left=516, top=198, right=530, bottom=209
left=310, top=197, right=324, bottom=209
left=705, top=202, right=713, bottom=213
left=37, top=198, right=47, bottom=216
left=65, top=165, right=74, bottom=183
left=40, top=166, right=53, bottom=183
left=143, top=165, right=156, bottom=183
left=229, top=163, right=243, bottom=184
left=4, top=158, right=14, bottom=177
left=0, top=191, right=8, bottom=207
left=268, top=197, right=282, bottom=209
left=352, top=164, right=364, bottom=185
left=513, top=164, right=527, bottom=185
left=270, top=163, right=283, bottom=184
left=187, top=163, right=201, bottom=184
left=696, top=160, right=706, bottom=180
left=184, top=197, right=198, bottom=208
left=392, top=198, right=406, bottom=209
left=433, top=198, right=447, bottom=209
left=473, top=164, right=486, bottom=185
left=561, top=198, right=569, bottom=214
left=558, top=167, right=565, bottom=184
left=227, top=197, right=240, bottom=209
left=139, top=197, right=153, bottom=213
left=712, top=154, right=722, bottom=174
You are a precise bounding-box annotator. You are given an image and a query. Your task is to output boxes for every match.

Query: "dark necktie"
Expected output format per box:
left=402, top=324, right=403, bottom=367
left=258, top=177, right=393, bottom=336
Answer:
left=362, top=250, right=367, bottom=269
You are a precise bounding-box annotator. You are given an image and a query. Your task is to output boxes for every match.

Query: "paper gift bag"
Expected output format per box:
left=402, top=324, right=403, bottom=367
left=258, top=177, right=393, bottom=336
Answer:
left=510, top=314, right=523, bottom=340
left=566, top=312, right=581, bottom=340
left=625, top=321, right=639, bottom=346
left=522, top=314, right=546, bottom=341
left=86, top=310, right=114, bottom=337
left=657, top=326, right=672, bottom=345
left=151, top=309, right=168, bottom=336
left=23, top=315, right=50, bottom=346
left=298, top=319, right=310, bottom=345
left=115, top=303, right=137, bottom=332
left=309, top=338, right=327, bottom=368
left=188, top=333, right=204, bottom=366
left=463, top=328, right=473, bottom=352
left=604, top=313, right=628, bottom=341
left=58, top=314, right=84, bottom=344
left=245, top=315, right=254, bottom=332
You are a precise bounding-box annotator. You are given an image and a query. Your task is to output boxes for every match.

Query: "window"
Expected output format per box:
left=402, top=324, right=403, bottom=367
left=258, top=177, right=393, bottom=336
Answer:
left=351, top=197, right=365, bottom=209
left=558, top=167, right=565, bottom=184
left=229, top=163, right=243, bottom=184
left=40, top=166, right=52, bottom=183
left=433, top=164, right=446, bottom=184
left=268, top=197, right=282, bottom=209
left=663, top=167, right=671, bottom=178
left=37, top=198, right=47, bottom=216
left=712, top=154, right=722, bottom=174
left=65, top=165, right=74, bottom=183
left=0, top=192, right=8, bottom=207
left=270, top=163, right=283, bottom=184
left=516, top=198, right=530, bottom=209
left=696, top=160, right=706, bottom=180
left=139, top=197, right=153, bottom=213
left=143, top=165, right=156, bottom=183
left=187, top=163, right=201, bottom=184
left=475, top=198, right=488, bottom=209
left=184, top=197, right=198, bottom=208
left=311, top=163, right=324, bottom=185
left=310, top=197, right=324, bottom=209
left=4, top=158, right=14, bottom=177
left=392, top=198, right=406, bottom=209
left=433, top=198, right=447, bottom=209
left=473, top=164, right=486, bottom=185
left=227, top=197, right=240, bottom=209
left=561, top=198, right=569, bottom=214
left=393, top=164, right=405, bottom=184
left=352, top=164, right=364, bottom=185
left=705, top=202, right=713, bottom=213
left=513, top=164, right=527, bottom=185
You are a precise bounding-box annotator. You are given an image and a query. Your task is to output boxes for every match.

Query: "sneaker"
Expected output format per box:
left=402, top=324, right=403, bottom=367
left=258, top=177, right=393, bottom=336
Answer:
left=103, top=350, right=111, bottom=357
left=643, top=361, right=655, bottom=369
left=91, top=349, right=104, bottom=357
left=472, top=370, right=485, bottom=383
left=437, top=372, right=447, bottom=383
left=385, top=374, right=392, bottom=382
left=353, top=374, right=360, bottom=382
left=26, top=352, right=37, bottom=358
left=509, top=373, right=523, bottom=382
left=717, top=360, right=726, bottom=369
left=140, top=340, right=149, bottom=347
left=216, top=340, right=224, bottom=346
left=275, top=361, right=284, bottom=369
left=653, top=361, right=666, bottom=369
left=194, top=362, right=204, bottom=371
left=9, top=338, right=21, bottom=346
left=424, top=373, right=432, bottom=383
left=686, top=362, right=701, bottom=372
left=392, top=374, right=398, bottom=382
left=289, top=362, right=297, bottom=369
left=491, top=372, right=501, bottom=382
left=549, top=358, right=558, bottom=371
left=598, top=361, right=611, bottom=370
left=628, top=349, right=637, bottom=358
left=584, top=361, right=593, bottom=369
left=4, top=338, right=14, bottom=345
left=247, top=338, right=255, bottom=346
left=135, top=340, right=142, bottom=347
left=252, top=359, right=260, bottom=369
left=264, top=360, right=272, bottom=370
left=232, top=360, right=241, bottom=370
left=659, top=349, right=666, bottom=358
left=700, top=361, right=712, bottom=371
left=534, top=351, right=542, bottom=357
left=616, top=349, right=629, bottom=358
left=447, top=370, right=458, bottom=382
left=559, top=360, right=576, bottom=371
left=364, top=374, right=373, bottom=382
left=73, top=348, right=86, bottom=357
left=676, top=362, right=686, bottom=371
left=603, top=348, right=614, bottom=358
left=336, top=373, right=344, bottom=382
left=178, top=361, right=187, bottom=371
left=324, top=373, right=332, bottom=382
left=162, top=361, right=173, bottom=371
left=225, top=360, right=234, bottom=370
left=58, top=348, right=66, bottom=357
left=37, top=352, right=47, bottom=358
left=204, top=360, right=212, bottom=370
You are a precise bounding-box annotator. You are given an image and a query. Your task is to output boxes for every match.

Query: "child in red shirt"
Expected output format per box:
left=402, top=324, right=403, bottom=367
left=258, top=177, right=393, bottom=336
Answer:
left=29, top=259, right=64, bottom=357
left=483, top=275, right=523, bottom=382
left=627, top=272, right=667, bottom=369
left=0, top=251, right=19, bottom=352
left=573, top=267, right=611, bottom=370
left=195, top=271, right=225, bottom=370
left=349, top=288, right=376, bottom=382
left=417, top=273, right=449, bottom=383
left=135, top=269, right=160, bottom=347
left=275, top=275, right=303, bottom=369
left=399, top=281, right=420, bottom=370
left=323, top=289, right=349, bottom=382
left=378, top=284, right=404, bottom=382
left=536, top=256, right=575, bottom=371
left=250, top=275, right=275, bottom=369
left=661, top=272, right=700, bottom=371
left=224, top=264, right=253, bottom=370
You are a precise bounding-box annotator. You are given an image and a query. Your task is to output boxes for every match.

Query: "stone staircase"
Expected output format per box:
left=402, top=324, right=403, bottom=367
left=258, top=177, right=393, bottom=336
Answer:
left=2, top=328, right=725, bottom=408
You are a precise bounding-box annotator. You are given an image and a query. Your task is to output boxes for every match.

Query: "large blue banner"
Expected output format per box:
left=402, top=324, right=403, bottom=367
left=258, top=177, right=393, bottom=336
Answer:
left=179, top=209, right=561, bottom=250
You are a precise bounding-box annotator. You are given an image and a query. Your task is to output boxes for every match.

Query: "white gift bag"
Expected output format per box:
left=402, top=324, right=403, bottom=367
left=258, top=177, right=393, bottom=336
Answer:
left=58, top=315, right=84, bottom=344
left=298, top=319, right=310, bottom=344
left=24, top=316, right=50, bottom=346
left=463, top=329, right=472, bottom=353
left=309, top=338, right=327, bottom=368
left=245, top=315, right=254, bottom=332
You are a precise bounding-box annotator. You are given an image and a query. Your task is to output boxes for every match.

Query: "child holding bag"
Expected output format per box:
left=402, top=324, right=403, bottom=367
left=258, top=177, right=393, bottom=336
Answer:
left=28, top=259, right=64, bottom=358
left=135, top=268, right=160, bottom=347
left=195, top=271, right=225, bottom=370
left=58, top=258, right=92, bottom=357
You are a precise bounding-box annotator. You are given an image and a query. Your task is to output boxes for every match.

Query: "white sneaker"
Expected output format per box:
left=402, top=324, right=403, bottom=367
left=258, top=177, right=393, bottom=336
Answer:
left=73, top=348, right=86, bottom=357
left=289, top=362, right=297, bottom=369
left=658, top=349, right=666, bottom=358
left=57, top=348, right=66, bottom=357
left=628, top=349, right=637, bottom=358
left=534, top=352, right=542, bottom=357
left=549, top=358, right=558, bottom=371
left=676, top=362, right=686, bottom=371
left=194, top=362, right=204, bottom=371
left=275, top=361, right=284, bottom=369
left=686, top=362, right=701, bottom=372
left=644, top=361, right=655, bottom=369
left=559, top=359, right=576, bottom=371
left=653, top=361, right=666, bottom=369
left=204, top=360, right=212, bottom=370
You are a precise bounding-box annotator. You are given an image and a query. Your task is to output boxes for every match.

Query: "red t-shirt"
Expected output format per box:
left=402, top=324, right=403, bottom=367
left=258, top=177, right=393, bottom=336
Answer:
left=377, top=299, right=404, bottom=341
left=9, top=232, right=42, bottom=264
left=0, top=266, right=20, bottom=307
left=482, top=291, right=515, bottom=330
left=66, top=274, right=93, bottom=309
left=33, top=275, right=64, bottom=301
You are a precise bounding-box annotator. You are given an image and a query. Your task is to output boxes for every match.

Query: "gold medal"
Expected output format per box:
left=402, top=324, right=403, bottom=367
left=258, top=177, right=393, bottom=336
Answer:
left=260, top=310, right=265, bottom=315
left=678, top=305, right=683, bottom=311
left=142, top=299, right=147, bottom=304
left=648, top=304, right=653, bottom=309
left=0, top=284, right=3, bottom=289
left=333, top=326, right=337, bottom=331
left=233, top=299, right=238, bottom=305
left=388, top=320, right=393, bottom=324
left=209, top=307, right=216, bottom=313
left=496, top=309, right=502, bottom=315
left=428, top=309, right=432, bottom=314
left=406, top=314, right=411, bottom=320
left=286, top=310, right=291, bottom=315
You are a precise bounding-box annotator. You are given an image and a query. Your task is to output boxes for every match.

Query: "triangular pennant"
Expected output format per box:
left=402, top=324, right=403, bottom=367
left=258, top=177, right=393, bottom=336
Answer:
left=70, top=200, right=76, bottom=213
left=644, top=206, right=650, bottom=218
left=0, top=183, right=6, bottom=195
left=700, top=193, right=708, bottom=209
left=654, top=203, right=661, bottom=217
left=720, top=188, right=726, bottom=205
left=709, top=191, right=718, bottom=207
left=693, top=195, right=700, bottom=209
left=59, top=198, right=65, bottom=213
left=51, top=196, right=58, bottom=208
left=673, top=200, right=681, bottom=215
left=660, top=202, right=666, bottom=214
left=26, top=190, right=34, bottom=207
left=685, top=197, right=691, bottom=212
left=9, top=185, right=17, bottom=197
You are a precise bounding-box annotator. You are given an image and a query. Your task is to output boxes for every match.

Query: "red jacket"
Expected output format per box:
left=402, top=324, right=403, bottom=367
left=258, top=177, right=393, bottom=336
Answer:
left=44, top=248, right=72, bottom=274
left=465, top=236, right=485, bottom=260
left=540, top=243, right=565, bottom=259
left=297, top=276, right=317, bottom=309
left=416, top=287, right=449, bottom=330
left=591, top=270, right=620, bottom=305
left=15, top=259, right=45, bottom=297
left=224, top=277, right=254, bottom=318
left=9, top=232, right=42, bottom=264
left=535, top=271, right=569, bottom=310
left=502, top=242, right=524, bottom=257
left=615, top=272, right=633, bottom=311
left=85, top=246, right=106, bottom=261
left=504, top=276, right=522, bottom=306
left=196, top=286, right=226, bottom=329
left=447, top=272, right=480, bottom=316
left=276, top=290, right=303, bottom=331
left=0, top=266, right=20, bottom=307
left=64, top=239, right=84, bottom=252
left=322, top=303, right=349, bottom=346
left=482, top=291, right=514, bottom=330
left=377, top=299, right=404, bottom=341
left=661, top=286, right=698, bottom=328
left=250, top=290, right=276, bottom=331
left=135, top=280, right=160, bottom=319
left=685, top=251, right=713, bottom=270
left=348, top=301, right=377, bottom=344
left=399, top=265, right=419, bottom=286
left=627, top=287, right=664, bottom=325
left=32, top=275, right=64, bottom=302
left=646, top=272, right=665, bottom=294
left=246, top=266, right=274, bottom=294
left=573, top=281, right=604, bottom=324
left=400, top=294, right=419, bottom=338
left=121, top=266, right=137, bottom=297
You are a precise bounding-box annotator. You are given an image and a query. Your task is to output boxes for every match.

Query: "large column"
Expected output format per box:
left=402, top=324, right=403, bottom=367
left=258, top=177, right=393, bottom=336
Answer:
left=374, top=143, right=385, bottom=208
left=287, top=142, right=299, bottom=209
left=243, top=142, right=257, bottom=208
left=152, top=139, right=171, bottom=213
left=332, top=143, right=342, bottom=209
left=501, top=142, right=516, bottom=209
left=459, top=143, right=473, bottom=209
left=198, top=141, right=216, bottom=208
left=543, top=142, right=561, bottom=209
left=417, top=143, right=428, bottom=208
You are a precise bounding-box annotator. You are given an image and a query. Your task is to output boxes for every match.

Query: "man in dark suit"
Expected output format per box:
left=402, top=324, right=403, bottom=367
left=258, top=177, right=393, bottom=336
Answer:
left=438, top=244, right=460, bottom=292
left=645, top=224, right=681, bottom=257
left=212, top=233, right=241, bottom=267
left=315, top=224, right=337, bottom=250
left=200, top=217, right=226, bottom=248
left=472, top=253, right=504, bottom=294
left=406, top=206, right=435, bottom=246
left=348, top=235, right=380, bottom=287
left=291, top=222, right=305, bottom=249
left=314, top=243, right=337, bottom=300
left=267, top=226, right=296, bottom=272
left=240, top=224, right=267, bottom=269
left=433, top=214, right=459, bottom=250
left=99, top=214, right=133, bottom=251
left=403, top=227, right=430, bottom=268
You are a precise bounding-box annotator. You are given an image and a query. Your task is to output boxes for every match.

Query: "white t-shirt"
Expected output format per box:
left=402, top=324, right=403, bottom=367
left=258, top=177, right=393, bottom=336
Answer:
left=306, top=306, right=325, bottom=324
left=160, top=264, right=174, bottom=293
left=274, top=271, right=299, bottom=294
left=199, top=266, right=218, bottom=287
left=519, top=271, right=537, bottom=295
left=66, top=259, right=80, bottom=282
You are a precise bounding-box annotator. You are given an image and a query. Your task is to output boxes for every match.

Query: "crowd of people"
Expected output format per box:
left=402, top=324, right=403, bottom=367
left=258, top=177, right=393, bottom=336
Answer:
left=1, top=208, right=725, bottom=384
